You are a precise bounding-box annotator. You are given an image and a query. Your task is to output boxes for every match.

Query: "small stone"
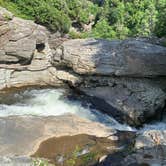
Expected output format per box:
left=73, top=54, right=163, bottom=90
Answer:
left=99, top=155, right=107, bottom=163
left=108, top=136, right=119, bottom=141
left=56, top=155, right=64, bottom=164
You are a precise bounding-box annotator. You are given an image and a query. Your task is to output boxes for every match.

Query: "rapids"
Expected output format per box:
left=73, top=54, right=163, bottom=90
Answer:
left=0, top=88, right=165, bottom=132
left=0, top=88, right=134, bottom=131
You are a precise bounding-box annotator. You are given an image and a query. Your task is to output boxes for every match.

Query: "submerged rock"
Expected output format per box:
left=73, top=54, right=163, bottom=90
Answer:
left=32, top=132, right=135, bottom=166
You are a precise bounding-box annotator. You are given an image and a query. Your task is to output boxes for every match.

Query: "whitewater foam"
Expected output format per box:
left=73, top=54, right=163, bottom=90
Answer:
left=0, top=88, right=134, bottom=131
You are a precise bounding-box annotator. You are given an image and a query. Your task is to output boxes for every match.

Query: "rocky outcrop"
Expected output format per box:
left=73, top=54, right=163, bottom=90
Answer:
left=53, top=38, right=166, bottom=77
left=0, top=7, right=48, bottom=65
left=122, top=129, right=166, bottom=166
left=1, top=6, right=166, bottom=166
left=0, top=7, right=64, bottom=89
left=79, top=78, right=166, bottom=126
left=53, top=39, right=166, bottom=126
left=96, top=127, right=166, bottom=166
left=0, top=7, right=166, bottom=126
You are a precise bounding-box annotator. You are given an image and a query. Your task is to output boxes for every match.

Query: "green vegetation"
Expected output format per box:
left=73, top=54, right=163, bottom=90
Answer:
left=65, top=145, right=98, bottom=166
left=1, top=0, right=165, bottom=39
left=33, top=158, right=50, bottom=166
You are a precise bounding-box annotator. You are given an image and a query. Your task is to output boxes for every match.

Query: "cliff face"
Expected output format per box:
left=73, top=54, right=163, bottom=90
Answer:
left=0, top=7, right=166, bottom=126
left=0, top=7, right=64, bottom=89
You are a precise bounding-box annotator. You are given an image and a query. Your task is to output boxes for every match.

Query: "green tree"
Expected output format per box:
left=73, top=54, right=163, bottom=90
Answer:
left=0, top=0, right=165, bottom=38
left=155, top=0, right=166, bottom=37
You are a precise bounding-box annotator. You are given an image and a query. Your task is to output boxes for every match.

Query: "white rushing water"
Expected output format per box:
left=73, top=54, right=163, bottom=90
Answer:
left=0, top=88, right=134, bottom=131
left=140, top=117, right=166, bottom=132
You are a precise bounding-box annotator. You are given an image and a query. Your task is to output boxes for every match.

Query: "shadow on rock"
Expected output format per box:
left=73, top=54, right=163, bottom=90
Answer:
left=96, top=145, right=166, bottom=166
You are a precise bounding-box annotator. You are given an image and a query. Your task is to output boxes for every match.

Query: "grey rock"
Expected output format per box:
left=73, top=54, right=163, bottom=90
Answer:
left=77, top=77, right=166, bottom=126
left=4, top=39, right=36, bottom=64
left=97, top=129, right=166, bottom=166
left=0, top=67, right=63, bottom=90
left=52, top=38, right=166, bottom=126
left=136, top=130, right=166, bottom=149
left=53, top=39, right=166, bottom=77
left=0, top=7, right=13, bottom=21
left=0, top=14, right=49, bottom=65
left=121, top=129, right=166, bottom=166
left=111, top=128, right=166, bottom=166
left=0, top=9, right=64, bottom=90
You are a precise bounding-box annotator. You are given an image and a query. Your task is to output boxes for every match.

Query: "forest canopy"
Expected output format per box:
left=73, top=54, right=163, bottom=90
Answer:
left=0, top=0, right=166, bottom=39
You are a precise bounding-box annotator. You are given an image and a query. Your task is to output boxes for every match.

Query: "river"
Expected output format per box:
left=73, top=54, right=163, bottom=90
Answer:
left=0, top=88, right=165, bottom=132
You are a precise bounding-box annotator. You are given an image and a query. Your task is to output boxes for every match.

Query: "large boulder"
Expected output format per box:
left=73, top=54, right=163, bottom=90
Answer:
left=77, top=77, right=166, bottom=126
left=0, top=7, right=49, bottom=65
left=0, top=7, right=64, bottom=90
left=53, top=38, right=166, bottom=77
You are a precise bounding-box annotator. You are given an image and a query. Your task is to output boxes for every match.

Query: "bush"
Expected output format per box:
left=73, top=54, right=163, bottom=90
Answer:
left=0, top=0, right=165, bottom=38
left=91, top=19, right=117, bottom=39
left=155, top=0, right=166, bottom=37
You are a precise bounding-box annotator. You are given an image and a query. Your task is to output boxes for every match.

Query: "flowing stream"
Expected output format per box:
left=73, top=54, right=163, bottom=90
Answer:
left=0, top=88, right=165, bottom=132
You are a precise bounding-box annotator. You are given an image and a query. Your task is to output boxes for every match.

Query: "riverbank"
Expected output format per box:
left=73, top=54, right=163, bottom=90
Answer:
left=0, top=6, right=166, bottom=166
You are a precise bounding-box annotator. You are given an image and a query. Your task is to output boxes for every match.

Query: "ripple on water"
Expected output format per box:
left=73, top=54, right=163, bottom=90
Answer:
left=0, top=88, right=134, bottom=131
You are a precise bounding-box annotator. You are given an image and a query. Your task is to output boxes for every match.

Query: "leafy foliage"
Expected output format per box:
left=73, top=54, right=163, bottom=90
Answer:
left=155, top=0, right=166, bottom=37
left=0, top=0, right=165, bottom=38
left=33, top=158, right=50, bottom=166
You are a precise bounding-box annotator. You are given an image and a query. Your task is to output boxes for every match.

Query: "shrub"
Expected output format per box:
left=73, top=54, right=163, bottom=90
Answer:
left=0, top=0, right=165, bottom=38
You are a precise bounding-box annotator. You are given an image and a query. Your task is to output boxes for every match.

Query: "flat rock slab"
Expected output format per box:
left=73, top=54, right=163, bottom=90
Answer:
left=0, top=115, right=114, bottom=156
left=54, top=39, right=166, bottom=77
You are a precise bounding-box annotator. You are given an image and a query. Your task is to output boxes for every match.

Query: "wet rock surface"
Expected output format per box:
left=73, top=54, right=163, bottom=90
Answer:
left=32, top=132, right=135, bottom=166
left=97, top=129, right=166, bottom=166
left=0, top=115, right=116, bottom=156
left=96, top=144, right=166, bottom=166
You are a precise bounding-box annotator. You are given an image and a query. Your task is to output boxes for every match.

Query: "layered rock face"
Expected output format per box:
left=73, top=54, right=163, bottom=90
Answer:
left=0, top=7, right=166, bottom=126
left=53, top=39, right=166, bottom=77
left=0, top=7, right=63, bottom=90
